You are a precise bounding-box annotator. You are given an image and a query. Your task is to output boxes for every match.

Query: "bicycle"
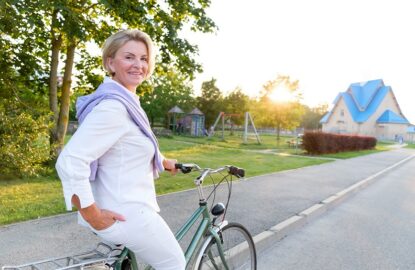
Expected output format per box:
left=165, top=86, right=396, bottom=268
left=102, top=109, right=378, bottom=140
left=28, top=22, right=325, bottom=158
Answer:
left=2, top=163, right=257, bottom=270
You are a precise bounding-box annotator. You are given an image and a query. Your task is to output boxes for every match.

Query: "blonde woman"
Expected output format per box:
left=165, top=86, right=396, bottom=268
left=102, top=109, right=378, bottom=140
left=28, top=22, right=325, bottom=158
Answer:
left=56, top=29, right=186, bottom=270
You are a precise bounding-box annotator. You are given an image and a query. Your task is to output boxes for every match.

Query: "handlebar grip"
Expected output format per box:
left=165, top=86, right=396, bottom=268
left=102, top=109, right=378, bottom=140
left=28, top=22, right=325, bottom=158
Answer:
left=229, top=166, right=245, bottom=178
left=175, top=163, right=192, bottom=174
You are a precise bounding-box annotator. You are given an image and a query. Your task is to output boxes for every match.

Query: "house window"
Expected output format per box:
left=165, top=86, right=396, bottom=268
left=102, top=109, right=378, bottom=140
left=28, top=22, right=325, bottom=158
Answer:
left=337, top=120, right=345, bottom=124
left=340, top=109, right=344, bottom=117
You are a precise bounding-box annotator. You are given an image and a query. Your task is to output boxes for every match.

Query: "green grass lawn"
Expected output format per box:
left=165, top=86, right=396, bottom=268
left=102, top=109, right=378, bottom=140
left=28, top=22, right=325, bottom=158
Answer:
left=0, top=136, right=331, bottom=225
left=405, top=143, right=415, bottom=149
left=171, top=133, right=306, bottom=154
left=0, top=176, right=65, bottom=225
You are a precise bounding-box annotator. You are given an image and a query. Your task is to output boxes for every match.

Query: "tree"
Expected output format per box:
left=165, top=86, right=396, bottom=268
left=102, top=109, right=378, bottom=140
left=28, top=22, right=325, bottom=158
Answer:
left=0, top=9, right=50, bottom=176
left=196, top=79, right=224, bottom=128
left=253, top=75, right=305, bottom=140
left=1, top=0, right=217, bottom=156
left=222, top=87, right=250, bottom=134
left=223, top=87, right=250, bottom=125
left=301, top=104, right=329, bottom=130
left=139, top=65, right=196, bottom=127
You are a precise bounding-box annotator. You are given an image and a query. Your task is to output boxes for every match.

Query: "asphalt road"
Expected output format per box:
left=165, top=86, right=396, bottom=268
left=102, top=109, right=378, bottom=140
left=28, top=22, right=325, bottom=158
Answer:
left=259, top=151, right=415, bottom=270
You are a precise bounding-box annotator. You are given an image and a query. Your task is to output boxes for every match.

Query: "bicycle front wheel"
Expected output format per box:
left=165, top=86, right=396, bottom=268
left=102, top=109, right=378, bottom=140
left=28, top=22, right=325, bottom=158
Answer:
left=197, top=222, right=257, bottom=270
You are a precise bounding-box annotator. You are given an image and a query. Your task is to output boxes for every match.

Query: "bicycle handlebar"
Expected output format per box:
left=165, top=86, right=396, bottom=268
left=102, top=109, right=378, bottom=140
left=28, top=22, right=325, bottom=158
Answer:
left=175, top=163, right=245, bottom=178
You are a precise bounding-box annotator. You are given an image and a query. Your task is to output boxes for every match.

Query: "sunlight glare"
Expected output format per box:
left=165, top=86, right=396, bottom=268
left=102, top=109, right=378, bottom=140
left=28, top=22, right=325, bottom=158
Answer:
left=269, top=86, right=296, bottom=103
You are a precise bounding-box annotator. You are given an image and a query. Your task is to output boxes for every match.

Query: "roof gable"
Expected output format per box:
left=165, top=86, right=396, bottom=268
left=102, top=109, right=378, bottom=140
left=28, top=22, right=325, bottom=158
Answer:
left=189, top=108, right=204, bottom=115
left=168, top=105, right=184, bottom=114
left=348, top=79, right=384, bottom=111
left=342, top=85, right=389, bottom=123
left=377, top=109, right=409, bottom=124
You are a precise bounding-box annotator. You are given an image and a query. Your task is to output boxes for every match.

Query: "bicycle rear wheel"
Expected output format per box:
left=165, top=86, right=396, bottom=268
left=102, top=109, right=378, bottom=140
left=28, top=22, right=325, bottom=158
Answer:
left=197, top=222, right=257, bottom=270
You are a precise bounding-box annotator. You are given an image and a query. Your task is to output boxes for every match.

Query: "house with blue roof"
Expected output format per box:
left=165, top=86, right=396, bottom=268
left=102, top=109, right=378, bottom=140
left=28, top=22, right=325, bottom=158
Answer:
left=320, top=79, right=411, bottom=141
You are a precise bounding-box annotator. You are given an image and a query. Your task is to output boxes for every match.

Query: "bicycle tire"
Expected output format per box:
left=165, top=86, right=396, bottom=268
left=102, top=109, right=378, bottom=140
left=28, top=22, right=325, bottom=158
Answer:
left=196, top=222, right=257, bottom=270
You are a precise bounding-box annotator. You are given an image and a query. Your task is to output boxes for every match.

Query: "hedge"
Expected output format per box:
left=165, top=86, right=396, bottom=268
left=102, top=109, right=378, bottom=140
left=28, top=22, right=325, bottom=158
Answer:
left=302, top=132, right=377, bottom=155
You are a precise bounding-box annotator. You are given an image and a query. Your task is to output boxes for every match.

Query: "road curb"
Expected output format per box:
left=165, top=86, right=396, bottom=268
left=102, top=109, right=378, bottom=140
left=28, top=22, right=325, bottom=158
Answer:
left=253, top=154, right=415, bottom=254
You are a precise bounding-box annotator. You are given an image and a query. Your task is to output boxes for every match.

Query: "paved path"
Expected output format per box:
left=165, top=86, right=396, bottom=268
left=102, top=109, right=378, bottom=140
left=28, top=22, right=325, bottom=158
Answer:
left=1, top=148, right=413, bottom=267
left=259, top=150, right=415, bottom=269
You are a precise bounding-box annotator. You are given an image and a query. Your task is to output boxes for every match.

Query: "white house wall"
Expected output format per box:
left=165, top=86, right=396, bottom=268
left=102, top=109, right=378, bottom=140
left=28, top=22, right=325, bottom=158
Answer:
left=322, top=97, right=358, bottom=134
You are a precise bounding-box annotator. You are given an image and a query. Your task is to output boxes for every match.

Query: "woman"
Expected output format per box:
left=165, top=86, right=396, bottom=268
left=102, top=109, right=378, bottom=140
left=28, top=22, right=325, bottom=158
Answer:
left=56, top=29, right=186, bottom=270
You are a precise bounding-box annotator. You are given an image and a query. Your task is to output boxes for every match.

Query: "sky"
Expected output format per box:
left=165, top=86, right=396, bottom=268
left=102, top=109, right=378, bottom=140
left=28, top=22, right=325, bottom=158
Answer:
left=182, top=0, right=415, bottom=123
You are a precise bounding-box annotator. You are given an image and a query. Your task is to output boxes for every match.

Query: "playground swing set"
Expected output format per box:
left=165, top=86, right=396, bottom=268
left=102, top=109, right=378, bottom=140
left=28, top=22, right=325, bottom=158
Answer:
left=208, top=111, right=261, bottom=144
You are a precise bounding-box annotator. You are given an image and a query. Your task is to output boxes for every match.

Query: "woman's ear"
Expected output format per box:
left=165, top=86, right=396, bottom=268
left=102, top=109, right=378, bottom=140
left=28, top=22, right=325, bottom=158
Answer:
left=106, top=57, right=115, bottom=74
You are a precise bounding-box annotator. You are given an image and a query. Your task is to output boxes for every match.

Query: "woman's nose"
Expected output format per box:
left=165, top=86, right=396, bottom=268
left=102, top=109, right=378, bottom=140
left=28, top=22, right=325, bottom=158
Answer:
left=132, top=59, right=145, bottom=68
left=133, top=59, right=141, bottom=67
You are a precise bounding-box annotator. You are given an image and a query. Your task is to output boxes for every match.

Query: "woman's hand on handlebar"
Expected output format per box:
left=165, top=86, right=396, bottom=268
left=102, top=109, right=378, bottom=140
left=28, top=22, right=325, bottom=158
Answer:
left=163, top=158, right=178, bottom=175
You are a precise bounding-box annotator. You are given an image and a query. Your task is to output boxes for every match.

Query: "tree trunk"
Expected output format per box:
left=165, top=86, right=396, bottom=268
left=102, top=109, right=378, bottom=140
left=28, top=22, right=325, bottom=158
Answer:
left=49, top=35, right=62, bottom=125
left=48, top=9, right=62, bottom=157
left=48, top=33, right=62, bottom=155
left=55, top=39, right=76, bottom=154
left=276, top=124, right=281, bottom=141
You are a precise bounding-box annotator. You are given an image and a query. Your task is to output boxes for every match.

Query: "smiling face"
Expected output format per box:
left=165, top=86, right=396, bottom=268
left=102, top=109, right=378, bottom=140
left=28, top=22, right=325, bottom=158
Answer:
left=107, top=40, right=149, bottom=92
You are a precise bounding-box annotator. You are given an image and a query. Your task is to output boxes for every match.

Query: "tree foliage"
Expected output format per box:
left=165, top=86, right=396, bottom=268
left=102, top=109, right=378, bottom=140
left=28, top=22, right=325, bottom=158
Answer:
left=196, top=78, right=224, bottom=128
left=301, top=103, right=329, bottom=130
left=1, top=0, right=217, bottom=156
left=0, top=100, right=50, bottom=177
left=139, top=65, right=196, bottom=127
left=223, top=87, right=250, bottom=125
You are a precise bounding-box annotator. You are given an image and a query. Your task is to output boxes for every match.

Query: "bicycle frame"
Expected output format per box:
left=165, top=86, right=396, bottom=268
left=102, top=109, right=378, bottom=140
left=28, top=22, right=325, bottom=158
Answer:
left=175, top=201, right=228, bottom=268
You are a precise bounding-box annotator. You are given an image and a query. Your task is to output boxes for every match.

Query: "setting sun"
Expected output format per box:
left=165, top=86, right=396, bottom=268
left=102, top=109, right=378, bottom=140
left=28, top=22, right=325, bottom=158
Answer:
left=269, top=86, right=297, bottom=103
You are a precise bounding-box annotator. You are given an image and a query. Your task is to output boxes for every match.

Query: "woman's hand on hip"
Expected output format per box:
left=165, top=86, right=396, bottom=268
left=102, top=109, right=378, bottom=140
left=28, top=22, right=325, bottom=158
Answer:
left=71, top=195, right=126, bottom=231
left=163, top=158, right=178, bottom=175
left=88, top=208, right=126, bottom=231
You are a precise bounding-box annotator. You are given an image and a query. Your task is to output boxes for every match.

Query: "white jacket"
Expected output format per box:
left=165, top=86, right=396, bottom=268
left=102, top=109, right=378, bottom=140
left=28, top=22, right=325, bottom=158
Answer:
left=56, top=99, right=160, bottom=213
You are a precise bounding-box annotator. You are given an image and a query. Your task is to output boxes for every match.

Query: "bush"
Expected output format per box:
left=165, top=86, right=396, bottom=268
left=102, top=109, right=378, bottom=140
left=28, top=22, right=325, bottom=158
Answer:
left=303, top=132, right=377, bottom=155
left=0, top=100, right=50, bottom=177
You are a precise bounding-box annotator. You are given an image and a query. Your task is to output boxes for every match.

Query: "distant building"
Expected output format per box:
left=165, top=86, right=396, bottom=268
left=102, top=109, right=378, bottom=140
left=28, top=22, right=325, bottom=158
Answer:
left=320, top=79, right=411, bottom=141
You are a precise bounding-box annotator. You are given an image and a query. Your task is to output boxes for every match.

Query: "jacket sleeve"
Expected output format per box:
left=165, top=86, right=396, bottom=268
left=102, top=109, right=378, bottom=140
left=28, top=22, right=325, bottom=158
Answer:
left=56, top=99, right=130, bottom=211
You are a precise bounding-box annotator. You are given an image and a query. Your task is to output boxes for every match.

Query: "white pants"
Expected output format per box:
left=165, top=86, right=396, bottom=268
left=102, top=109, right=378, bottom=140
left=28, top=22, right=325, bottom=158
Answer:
left=89, top=204, right=186, bottom=270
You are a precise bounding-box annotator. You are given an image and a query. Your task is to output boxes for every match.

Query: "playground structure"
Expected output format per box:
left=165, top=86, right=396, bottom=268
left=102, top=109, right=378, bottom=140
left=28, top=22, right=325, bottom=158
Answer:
left=167, top=106, right=205, bottom=136
left=209, top=112, right=261, bottom=144
left=167, top=105, right=185, bottom=133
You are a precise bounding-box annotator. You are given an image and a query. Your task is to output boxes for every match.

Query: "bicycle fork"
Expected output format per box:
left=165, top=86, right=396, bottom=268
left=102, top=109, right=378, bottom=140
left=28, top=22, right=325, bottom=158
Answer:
left=207, top=223, right=230, bottom=270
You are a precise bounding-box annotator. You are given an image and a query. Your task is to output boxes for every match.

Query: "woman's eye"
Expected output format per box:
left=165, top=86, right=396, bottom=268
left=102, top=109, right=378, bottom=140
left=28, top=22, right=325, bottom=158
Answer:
left=141, top=57, right=148, bottom=62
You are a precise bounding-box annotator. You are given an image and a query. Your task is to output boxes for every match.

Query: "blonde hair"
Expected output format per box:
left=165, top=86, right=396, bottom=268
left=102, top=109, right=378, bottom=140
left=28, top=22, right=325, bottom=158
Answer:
left=102, top=29, right=156, bottom=80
